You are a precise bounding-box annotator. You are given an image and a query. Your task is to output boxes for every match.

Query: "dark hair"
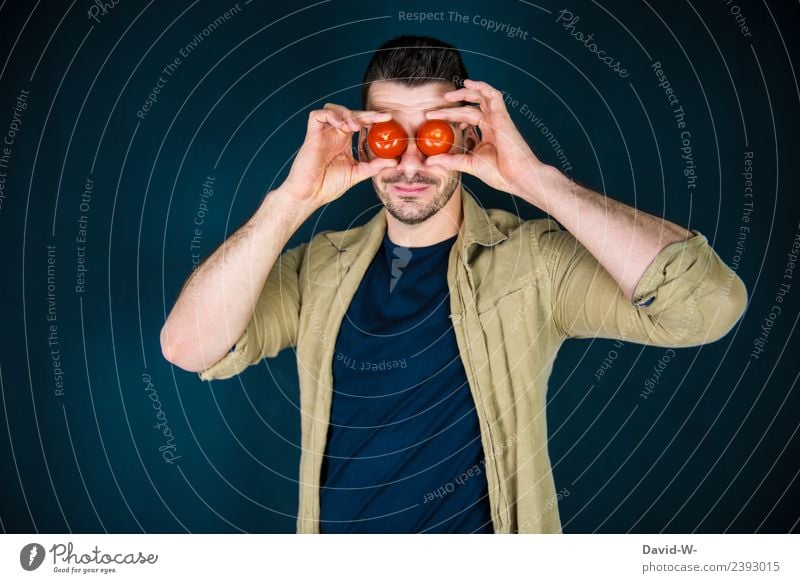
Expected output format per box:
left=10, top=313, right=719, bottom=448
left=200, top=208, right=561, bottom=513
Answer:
left=361, top=35, right=468, bottom=109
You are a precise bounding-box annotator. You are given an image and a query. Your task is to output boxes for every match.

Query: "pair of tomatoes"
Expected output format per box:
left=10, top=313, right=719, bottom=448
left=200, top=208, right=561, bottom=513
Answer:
left=367, top=120, right=455, bottom=158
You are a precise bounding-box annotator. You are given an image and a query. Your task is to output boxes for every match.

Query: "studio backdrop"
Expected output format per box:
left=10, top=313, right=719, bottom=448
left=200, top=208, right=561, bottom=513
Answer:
left=0, top=0, right=798, bottom=533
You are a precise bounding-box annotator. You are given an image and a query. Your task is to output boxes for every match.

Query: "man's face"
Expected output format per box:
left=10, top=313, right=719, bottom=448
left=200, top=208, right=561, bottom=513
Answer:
left=360, top=81, right=475, bottom=225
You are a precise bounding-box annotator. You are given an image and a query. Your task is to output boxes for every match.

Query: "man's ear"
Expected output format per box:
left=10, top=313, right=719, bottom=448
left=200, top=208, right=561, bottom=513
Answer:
left=462, top=125, right=480, bottom=153
left=357, top=128, right=369, bottom=162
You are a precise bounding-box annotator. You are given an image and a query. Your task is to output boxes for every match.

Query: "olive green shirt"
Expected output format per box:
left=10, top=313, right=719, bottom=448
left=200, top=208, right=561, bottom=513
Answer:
left=197, top=190, right=748, bottom=533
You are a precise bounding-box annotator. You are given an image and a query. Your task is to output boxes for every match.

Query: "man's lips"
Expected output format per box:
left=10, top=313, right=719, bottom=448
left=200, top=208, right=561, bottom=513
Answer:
left=391, top=184, right=430, bottom=194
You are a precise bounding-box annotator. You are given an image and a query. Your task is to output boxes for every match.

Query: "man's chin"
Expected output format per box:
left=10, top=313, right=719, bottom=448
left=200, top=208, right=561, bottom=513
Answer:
left=381, top=193, right=437, bottom=225
left=386, top=210, right=433, bottom=226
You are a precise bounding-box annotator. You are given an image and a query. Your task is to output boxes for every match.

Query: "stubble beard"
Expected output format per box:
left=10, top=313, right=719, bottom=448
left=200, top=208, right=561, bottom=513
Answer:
left=374, top=173, right=460, bottom=225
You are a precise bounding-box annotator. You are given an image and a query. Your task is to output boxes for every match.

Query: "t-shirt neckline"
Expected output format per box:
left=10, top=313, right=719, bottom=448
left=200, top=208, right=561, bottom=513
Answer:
left=382, top=231, right=458, bottom=255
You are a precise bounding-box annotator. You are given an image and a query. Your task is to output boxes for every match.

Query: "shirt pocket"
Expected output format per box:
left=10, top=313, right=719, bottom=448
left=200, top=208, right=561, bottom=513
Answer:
left=475, top=277, right=539, bottom=316
left=474, top=277, right=555, bottom=375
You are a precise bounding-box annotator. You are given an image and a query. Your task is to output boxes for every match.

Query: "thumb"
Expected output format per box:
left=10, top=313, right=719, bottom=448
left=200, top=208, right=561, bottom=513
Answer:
left=352, top=157, right=398, bottom=183
left=424, top=153, right=473, bottom=174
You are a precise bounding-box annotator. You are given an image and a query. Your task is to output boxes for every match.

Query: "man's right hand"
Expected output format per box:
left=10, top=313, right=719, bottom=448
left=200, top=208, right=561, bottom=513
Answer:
left=282, top=103, right=398, bottom=208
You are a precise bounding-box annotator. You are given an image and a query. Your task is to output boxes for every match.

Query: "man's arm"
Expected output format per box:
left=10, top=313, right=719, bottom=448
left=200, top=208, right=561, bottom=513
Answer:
left=426, top=78, right=746, bottom=343
left=518, top=168, right=692, bottom=302
left=427, top=78, right=692, bottom=300
left=161, top=104, right=397, bottom=374
left=160, top=188, right=313, bottom=372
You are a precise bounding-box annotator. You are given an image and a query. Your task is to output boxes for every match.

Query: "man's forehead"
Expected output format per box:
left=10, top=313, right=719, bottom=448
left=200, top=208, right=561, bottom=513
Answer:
left=367, top=80, right=455, bottom=113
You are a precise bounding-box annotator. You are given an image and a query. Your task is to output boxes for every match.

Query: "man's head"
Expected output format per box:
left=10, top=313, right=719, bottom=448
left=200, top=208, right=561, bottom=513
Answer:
left=358, top=35, right=478, bottom=225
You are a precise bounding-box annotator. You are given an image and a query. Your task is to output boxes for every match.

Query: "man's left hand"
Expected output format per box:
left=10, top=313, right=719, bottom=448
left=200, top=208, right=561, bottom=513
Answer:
left=424, top=78, right=546, bottom=200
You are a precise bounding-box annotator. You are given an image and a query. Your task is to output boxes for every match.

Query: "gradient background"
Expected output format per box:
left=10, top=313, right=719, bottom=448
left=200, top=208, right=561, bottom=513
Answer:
left=0, top=0, right=798, bottom=533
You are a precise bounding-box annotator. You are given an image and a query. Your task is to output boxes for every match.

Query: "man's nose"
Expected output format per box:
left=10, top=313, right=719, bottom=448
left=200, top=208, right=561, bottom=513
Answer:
left=396, top=136, right=426, bottom=180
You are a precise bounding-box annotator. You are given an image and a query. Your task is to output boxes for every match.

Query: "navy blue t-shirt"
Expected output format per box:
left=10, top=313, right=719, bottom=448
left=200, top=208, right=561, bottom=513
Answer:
left=319, top=230, right=493, bottom=533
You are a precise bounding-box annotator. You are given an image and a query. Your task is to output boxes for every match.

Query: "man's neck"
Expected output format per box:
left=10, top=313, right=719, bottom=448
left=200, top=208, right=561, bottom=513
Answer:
left=385, top=186, right=463, bottom=248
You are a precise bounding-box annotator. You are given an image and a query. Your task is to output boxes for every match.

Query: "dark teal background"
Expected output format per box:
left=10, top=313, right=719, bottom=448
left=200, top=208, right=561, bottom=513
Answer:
left=0, top=0, right=798, bottom=533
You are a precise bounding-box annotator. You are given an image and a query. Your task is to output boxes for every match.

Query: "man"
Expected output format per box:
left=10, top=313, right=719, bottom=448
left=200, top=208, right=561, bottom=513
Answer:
left=160, top=36, right=748, bottom=534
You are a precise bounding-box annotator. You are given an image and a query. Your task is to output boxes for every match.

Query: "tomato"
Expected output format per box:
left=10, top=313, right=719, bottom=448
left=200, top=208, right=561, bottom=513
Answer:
left=367, top=120, right=408, bottom=158
left=415, top=120, right=455, bottom=157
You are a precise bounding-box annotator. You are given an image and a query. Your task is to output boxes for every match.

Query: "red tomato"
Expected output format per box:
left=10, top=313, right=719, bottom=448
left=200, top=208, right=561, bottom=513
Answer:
left=367, top=120, right=408, bottom=158
left=416, top=120, right=455, bottom=157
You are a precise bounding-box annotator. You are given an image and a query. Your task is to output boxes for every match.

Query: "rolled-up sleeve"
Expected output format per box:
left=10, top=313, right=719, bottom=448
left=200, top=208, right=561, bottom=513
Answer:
left=532, top=218, right=748, bottom=347
left=197, top=241, right=307, bottom=381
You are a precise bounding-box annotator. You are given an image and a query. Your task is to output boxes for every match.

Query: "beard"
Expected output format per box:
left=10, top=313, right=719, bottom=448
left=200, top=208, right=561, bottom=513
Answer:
left=372, top=171, right=460, bottom=225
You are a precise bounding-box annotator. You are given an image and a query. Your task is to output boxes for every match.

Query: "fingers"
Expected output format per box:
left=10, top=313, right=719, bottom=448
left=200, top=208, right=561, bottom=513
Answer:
left=308, top=106, right=391, bottom=136
left=463, top=78, right=502, bottom=95
left=425, top=106, right=484, bottom=126
left=445, top=78, right=506, bottom=112
left=308, top=108, right=351, bottom=133
left=323, top=103, right=392, bottom=131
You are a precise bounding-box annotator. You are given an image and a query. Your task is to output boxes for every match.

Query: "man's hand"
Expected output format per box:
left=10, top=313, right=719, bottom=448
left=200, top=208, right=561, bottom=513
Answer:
left=423, top=78, right=547, bottom=200
left=282, top=103, right=398, bottom=209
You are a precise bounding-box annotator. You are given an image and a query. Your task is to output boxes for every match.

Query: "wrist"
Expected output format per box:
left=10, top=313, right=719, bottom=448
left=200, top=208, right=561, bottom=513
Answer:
left=514, top=163, right=565, bottom=213
left=255, top=185, right=317, bottom=233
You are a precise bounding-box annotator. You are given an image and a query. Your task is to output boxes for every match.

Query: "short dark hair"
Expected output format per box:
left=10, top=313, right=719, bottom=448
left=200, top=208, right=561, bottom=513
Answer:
left=361, top=35, right=468, bottom=109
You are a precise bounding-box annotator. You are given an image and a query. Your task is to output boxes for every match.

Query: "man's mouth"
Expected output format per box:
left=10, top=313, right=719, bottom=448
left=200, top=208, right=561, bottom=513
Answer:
left=391, top=184, right=430, bottom=195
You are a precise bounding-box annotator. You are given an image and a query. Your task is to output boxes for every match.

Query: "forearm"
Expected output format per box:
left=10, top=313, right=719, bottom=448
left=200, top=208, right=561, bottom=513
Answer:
left=161, top=186, right=315, bottom=372
left=522, top=166, right=693, bottom=301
